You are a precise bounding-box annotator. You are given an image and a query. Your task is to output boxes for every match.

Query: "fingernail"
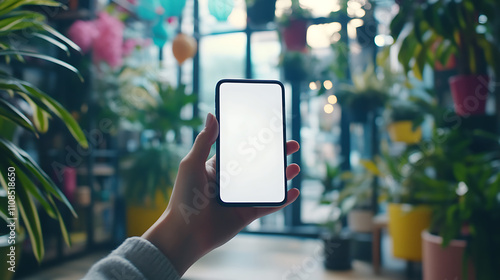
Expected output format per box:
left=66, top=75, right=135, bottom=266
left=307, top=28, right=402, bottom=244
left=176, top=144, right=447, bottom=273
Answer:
left=205, top=113, right=214, bottom=128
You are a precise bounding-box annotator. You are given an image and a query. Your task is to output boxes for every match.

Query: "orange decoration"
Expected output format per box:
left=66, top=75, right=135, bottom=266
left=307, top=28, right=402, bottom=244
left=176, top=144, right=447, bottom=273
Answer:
left=172, top=33, right=197, bottom=65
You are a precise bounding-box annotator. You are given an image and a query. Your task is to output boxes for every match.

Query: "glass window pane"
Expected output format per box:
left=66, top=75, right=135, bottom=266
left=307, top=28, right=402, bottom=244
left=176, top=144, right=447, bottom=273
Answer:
left=251, top=31, right=281, bottom=80
left=198, top=33, right=246, bottom=116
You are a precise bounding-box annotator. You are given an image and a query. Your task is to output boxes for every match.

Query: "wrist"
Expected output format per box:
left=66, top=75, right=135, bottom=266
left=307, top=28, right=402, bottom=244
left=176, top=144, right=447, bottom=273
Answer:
left=142, top=210, right=202, bottom=276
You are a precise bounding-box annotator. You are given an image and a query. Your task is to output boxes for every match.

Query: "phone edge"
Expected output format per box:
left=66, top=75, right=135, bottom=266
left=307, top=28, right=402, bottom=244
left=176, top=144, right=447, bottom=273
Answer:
left=215, top=79, right=288, bottom=207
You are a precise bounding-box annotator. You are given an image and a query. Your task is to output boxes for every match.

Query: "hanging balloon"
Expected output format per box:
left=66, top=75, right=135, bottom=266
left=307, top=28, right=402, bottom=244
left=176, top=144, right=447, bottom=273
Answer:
left=159, top=0, right=186, bottom=17
left=208, top=0, right=234, bottom=22
left=172, top=33, right=197, bottom=65
left=152, top=18, right=169, bottom=48
left=137, top=0, right=160, bottom=20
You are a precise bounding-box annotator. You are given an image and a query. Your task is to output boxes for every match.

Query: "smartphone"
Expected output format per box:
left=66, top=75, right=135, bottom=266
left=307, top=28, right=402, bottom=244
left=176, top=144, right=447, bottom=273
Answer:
left=216, top=79, right=287, bottom=206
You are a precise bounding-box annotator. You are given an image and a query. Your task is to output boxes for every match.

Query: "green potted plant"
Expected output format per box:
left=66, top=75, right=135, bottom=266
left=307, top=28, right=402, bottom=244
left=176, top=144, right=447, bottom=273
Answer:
left=279, top=50, right=312, bottom=82
left=391, top=0, right=498, bottom=116
left=122, top=82, right=200, bottom=236
left=361, top=145, right=433, bottom=262
left=386, top=99, right=426, bottom=144
left=319, top=162, right=352, bottom=270
left=336, top=165, right=374, bottom=233
left=277, top=0, right=311, bottom=51
left=246, top=0, right=277, bottom=26
left=0, top=0, right=87, bottom=277
left=406, top=128, right=500, bottom=279
left=336, top=65, right=389, bottom=123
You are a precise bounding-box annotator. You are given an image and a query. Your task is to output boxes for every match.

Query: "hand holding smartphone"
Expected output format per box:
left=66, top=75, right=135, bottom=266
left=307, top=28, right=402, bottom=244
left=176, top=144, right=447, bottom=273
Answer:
left=216, top=79, right=287, bottom=206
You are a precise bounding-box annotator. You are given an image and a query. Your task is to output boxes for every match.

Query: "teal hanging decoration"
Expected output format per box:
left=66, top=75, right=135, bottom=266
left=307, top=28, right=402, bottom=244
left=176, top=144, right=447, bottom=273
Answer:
left=159, top=0, right=186, bottom=17
left=208, top=0, right=234, bottom=22
left=152, top=18, right=169, bottom=48
left=137, top=0, right=160, bottom=20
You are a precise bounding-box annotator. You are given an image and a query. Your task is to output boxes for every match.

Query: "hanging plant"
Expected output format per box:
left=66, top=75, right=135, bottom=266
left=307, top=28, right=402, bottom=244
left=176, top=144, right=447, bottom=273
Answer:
left=277, top=0, right=311, bottom=51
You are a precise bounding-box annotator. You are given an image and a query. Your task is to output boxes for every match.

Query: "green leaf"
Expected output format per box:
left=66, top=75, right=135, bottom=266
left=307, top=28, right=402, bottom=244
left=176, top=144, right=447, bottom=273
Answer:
left=20, top=81, right=88, bottom=148
left=389, top=8, right=407, bottom=39
left=0, top=0, right=61, bottom=17
left=0, top=138, right=77, bottom=217
left=0, top=13, right=44, bottom=32
left=412, top=44, right=427, bottom=80
left=398, top=31, right=419, bottom=75
left=48, top=196, right=72, bottom=246
left=39, top=23, right=82, bottom=53
left=0, top=97, right=38, bottom=135
left=16, top=179, right=44, bottom=262
left=33, top=33, right=69, bottom=55
left=453, top=163, right=467, bottom=182
left=17, top=168, right=57, bottom=219
left=0, top=76, right=88, bottom=148
left=33, top=104, right=50, bottom=133
left=0, top=50, right=82, bottom=81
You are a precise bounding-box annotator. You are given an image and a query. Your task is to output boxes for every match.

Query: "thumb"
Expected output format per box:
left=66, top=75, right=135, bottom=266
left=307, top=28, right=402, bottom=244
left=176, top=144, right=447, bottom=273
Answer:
left=187, top=113, right=218, bottom=163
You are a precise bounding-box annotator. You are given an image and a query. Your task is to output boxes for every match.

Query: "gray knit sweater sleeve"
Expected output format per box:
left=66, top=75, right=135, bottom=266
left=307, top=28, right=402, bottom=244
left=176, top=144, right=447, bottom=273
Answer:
left=82, top=237, right=180, bottom=280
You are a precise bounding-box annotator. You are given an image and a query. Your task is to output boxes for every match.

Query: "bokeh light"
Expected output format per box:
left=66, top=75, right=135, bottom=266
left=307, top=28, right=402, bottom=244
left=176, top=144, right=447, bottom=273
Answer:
left=327, top=95, right=337, bottom=104
left=323, top=80, right=333, bottom=90
left=324, top=104, right=334, bottom=114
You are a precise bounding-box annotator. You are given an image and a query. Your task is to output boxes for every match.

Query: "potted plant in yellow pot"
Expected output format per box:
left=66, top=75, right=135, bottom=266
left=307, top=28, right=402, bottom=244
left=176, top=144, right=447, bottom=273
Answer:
left=391, top=0, right=498, bottom=116
left=122, top=83, right=200, bottom=236
left=0, top=0, right=87, bottom=277
left=361, top=150, right=433, bottom=262
left=386, top=99, right=425, bottom=144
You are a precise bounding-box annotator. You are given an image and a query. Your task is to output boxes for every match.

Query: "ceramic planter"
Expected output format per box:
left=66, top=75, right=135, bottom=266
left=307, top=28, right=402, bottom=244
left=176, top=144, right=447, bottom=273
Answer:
left=449, top=75, right=489, bottom=116
left=387, top=121, right=422, bottom=144
left=282, top=19, right=308, bottom=51
left=323, top=235, right=351, bottom=270
left=422, top=231, right=475, bottom=280
left=126, top=189, right=170, bottom=237
left=347, top=209, right=373, bottom=233
left=387, top=203, right=431, bottom=261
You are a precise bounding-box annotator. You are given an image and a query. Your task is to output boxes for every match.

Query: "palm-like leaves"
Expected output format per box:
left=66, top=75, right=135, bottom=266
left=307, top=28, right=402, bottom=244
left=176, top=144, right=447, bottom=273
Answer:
left=0, top=0, right=87, bottom=262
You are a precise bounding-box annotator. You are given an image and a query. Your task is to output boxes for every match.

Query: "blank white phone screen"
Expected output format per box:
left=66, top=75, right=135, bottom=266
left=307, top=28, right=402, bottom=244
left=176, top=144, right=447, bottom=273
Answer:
left=218, top=81, right=286, bottom=204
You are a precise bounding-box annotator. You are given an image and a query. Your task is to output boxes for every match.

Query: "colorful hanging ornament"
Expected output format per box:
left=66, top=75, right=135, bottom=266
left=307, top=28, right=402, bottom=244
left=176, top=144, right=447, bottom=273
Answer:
left=208, top=0, right=234, bottom=22
left=159, top=0, right=186, bottom=17
left=137, top=0, right=160, bottom=20
left=172, top=33, right=197, bottom=64
left=152, top=18, right=169, bottom=48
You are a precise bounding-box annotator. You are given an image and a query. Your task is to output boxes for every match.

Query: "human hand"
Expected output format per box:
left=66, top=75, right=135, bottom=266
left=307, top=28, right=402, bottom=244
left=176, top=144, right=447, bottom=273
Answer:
left=143, top=113, right=300, bottom=275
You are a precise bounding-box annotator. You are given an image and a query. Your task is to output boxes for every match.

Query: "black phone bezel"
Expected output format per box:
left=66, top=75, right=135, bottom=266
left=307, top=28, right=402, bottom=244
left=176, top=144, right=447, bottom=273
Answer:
left=215, top=79, right=288, bottom=207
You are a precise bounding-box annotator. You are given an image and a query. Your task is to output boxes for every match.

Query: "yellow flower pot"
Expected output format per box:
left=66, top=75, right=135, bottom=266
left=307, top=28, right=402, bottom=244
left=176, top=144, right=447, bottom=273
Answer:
left=388, top=203, right=431, bottom=261
left=388, top=121, right=422, bottom=144
left=126, top=189, right=171, bottom=237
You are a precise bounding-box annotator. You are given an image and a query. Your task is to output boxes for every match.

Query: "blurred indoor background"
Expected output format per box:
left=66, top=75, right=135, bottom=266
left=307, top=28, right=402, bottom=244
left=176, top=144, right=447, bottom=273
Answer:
left=1, top=0, right=499, bottom=279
